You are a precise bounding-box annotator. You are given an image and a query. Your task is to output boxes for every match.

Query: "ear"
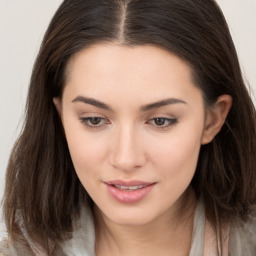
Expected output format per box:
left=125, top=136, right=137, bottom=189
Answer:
left=53, top=97, right=62, bottom=117
left=201, top=95, right=232, bottom=145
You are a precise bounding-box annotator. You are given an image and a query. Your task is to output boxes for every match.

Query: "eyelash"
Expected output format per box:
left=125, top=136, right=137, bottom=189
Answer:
left=79, top=116, right=178, bottom=130
left=79, top=117, right=109, bottom=129
left=146, top=117, right=178, bottom=129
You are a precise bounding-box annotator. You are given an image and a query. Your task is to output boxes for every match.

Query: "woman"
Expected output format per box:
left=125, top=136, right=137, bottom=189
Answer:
left=1, top=0, right=256, bottom=255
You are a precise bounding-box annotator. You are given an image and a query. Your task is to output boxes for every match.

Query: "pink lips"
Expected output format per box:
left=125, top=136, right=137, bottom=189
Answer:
left=105, top=180, right=155, bottom=204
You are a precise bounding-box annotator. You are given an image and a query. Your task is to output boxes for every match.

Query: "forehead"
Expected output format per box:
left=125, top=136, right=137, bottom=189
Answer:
left=66, top=43, right=192, bottom=80
left=63, top=43, right=202, bottom=106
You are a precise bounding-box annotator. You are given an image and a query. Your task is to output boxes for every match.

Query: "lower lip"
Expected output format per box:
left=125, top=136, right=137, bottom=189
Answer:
left=105, top=184, right=155, bottom=204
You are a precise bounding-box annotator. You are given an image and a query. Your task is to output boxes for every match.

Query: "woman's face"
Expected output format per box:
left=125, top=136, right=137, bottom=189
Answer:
left=57, top=43, right=209, bottom=226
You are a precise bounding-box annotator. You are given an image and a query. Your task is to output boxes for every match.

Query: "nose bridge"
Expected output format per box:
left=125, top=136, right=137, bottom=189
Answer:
left=111, top=122, right=145, bottom=171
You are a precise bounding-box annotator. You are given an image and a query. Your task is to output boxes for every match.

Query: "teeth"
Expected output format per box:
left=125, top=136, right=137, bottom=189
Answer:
left=113, top=185, right=146, bottom=190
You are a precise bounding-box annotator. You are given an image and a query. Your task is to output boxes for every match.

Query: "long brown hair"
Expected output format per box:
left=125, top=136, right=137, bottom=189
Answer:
left=3, top=0, right=256, bottom=254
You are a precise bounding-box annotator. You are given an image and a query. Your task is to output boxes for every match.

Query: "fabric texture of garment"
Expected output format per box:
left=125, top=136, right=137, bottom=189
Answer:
left=1, top=200, right=256, bottom=255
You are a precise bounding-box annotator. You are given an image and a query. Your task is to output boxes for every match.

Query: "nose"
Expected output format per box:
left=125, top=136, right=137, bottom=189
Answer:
left=110, top=124, right=147, bottom=172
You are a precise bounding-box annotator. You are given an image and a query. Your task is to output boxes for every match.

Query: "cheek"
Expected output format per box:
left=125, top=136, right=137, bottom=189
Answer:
left=149, top=129, right=203, bottom=204
left=63, top=121, right=108, bottom=179
left=148, top=122, right=204, bottom=177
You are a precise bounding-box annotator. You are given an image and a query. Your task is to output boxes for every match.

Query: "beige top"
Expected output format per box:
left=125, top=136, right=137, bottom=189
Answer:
left=0, top=200, right=255, bottom=255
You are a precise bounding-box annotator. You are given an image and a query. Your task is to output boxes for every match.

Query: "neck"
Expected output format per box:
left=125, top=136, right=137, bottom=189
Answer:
left=94, top=187, right=197, bottom=256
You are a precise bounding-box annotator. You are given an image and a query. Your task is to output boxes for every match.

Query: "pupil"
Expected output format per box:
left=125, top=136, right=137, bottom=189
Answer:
left=91, top=117, right=101, bottom=125
left=155, top=118, right=165, bottom=126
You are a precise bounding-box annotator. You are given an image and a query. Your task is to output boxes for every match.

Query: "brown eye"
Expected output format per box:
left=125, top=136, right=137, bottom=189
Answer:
left=79, top=116, right=109, bottom=128
left=89, top=117, right=103, bottom=125
left=147, top=117, right=178, bottom=129
left=154, top=118, right=166, bottom=126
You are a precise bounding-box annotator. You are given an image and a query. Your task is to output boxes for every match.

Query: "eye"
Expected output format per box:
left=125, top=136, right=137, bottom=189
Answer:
left=147, top=117, right=177, bottom=128
left=79, top=116, right=109, bottom=128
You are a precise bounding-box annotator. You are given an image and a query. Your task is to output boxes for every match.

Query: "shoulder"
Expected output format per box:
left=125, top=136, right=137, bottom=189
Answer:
left=0, top=238, right=10, bottom=256
left=229, top=213, right=256, bottom=255
left=0, top=237, right=39, bottom=256
left=60, top=203, right=95, bottom=255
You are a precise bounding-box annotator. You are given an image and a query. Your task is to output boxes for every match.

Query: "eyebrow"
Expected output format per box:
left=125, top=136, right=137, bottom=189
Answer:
left=72, top=96, right=112, bottom=110
left=140, top=98, right=187, bottom=111
left=72, top=96, right=186, bottom=111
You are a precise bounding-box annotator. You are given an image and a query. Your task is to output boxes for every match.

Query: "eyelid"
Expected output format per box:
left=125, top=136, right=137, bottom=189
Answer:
left=79, top=116, right=110, bottom=129
left=78, top=113, right=178, bottom=131
left=146, top=116, right=178, bottom=130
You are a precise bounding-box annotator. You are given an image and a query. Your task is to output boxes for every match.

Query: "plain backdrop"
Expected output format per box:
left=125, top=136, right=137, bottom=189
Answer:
left=0, top=0, right=255, bottom=238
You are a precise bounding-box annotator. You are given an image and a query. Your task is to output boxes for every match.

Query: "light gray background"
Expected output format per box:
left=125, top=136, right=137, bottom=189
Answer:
left=0, top=0, right=255, bottom=238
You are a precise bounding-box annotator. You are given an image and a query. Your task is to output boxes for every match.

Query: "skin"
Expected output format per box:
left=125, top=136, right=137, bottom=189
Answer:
left=54, top=43, right=232, bottom=256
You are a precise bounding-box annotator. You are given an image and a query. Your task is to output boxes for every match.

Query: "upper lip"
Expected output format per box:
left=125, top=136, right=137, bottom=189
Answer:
left=105, top=180, right=155, bottom=186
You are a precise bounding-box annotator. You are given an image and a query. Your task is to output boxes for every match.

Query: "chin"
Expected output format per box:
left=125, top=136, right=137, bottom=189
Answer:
left=108, top=213, right=155, bottom=227
left=97, top=204, right=163, bottom=227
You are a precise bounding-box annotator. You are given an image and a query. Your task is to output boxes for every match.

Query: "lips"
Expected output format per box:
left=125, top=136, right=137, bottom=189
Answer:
left=104, top=180, right=156, bottom=203
left=111, top=184, right=148, bottom=191
left=106, top=180, right=153, bottom=187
